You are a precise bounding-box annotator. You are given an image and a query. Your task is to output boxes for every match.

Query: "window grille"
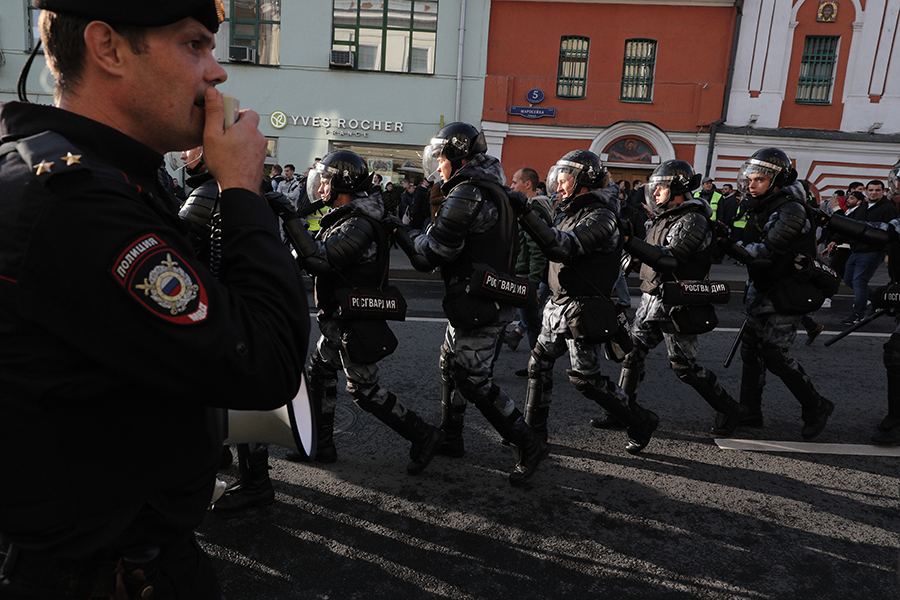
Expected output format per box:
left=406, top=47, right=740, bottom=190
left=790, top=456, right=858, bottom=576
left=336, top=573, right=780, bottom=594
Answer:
left=620, top=39, right=656, bottom=102
left=332, top=1, right=437, bottom=74
left=796, top=36, right=839, bottom=104
left=556, top=36, right=590, bottom=99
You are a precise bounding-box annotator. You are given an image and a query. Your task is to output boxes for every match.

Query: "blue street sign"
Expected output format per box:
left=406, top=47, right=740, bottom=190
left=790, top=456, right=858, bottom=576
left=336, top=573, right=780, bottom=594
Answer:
left=509, top=105, right=556, bottom=119
left=526, top=89, right=545, bottom=104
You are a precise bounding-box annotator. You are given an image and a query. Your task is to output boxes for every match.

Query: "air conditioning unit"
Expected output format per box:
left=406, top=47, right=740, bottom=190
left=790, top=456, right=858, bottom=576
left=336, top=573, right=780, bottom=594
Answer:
left=229, top=46, right=256, bottom=63
left=329, top=50, right=354, bottom=68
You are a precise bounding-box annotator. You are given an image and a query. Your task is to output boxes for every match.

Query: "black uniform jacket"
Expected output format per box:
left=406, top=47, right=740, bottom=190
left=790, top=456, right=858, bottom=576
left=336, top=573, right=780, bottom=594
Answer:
left=0, top=102, right=309, bottom=557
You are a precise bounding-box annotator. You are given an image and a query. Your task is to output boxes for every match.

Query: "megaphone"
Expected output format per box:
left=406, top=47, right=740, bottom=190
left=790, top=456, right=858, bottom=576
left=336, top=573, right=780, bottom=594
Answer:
left=224, top=374, right=316, bottom=461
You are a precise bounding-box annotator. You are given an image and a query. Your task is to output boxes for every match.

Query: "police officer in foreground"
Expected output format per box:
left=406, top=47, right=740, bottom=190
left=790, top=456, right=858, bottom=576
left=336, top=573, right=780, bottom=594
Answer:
left=720, top=149, right=833, bottom=439
left=280, top=150, right=444, bottom=474
left=517, top=150, right=659, bottom=455
left=591, top=160, right=746, bottom=436
left=0, top=2, right=310, bottom=597
left=818, top=157, right=900, bottom=445
left=397, top=122, right=549, bottom=486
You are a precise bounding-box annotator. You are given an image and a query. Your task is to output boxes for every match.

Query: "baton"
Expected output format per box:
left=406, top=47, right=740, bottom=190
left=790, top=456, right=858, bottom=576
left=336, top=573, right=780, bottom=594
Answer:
left=823, top=309, right=889, bottom=347
left=724, top=319, right=747, bottom=369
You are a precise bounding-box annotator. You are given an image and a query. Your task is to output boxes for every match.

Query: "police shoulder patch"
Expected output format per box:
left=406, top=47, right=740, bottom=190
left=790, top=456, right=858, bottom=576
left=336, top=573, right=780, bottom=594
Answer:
left=111, top=234, right=209, bottom=324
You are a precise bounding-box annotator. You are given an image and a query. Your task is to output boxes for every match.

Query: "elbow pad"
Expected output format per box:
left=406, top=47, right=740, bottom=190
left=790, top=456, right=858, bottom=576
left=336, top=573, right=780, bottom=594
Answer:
left=572, top=209, right=618, bottom=254
left=764, top=202, right=807, bottom=254
left=667, top=212, right=709, bottom=263
left=431, top=184, right=482, bottom=249
left=625, top=237, right=678, bottom=273
left=324, top=218, right=376, bottom=271
left=828, top=214, right=895, bottom=247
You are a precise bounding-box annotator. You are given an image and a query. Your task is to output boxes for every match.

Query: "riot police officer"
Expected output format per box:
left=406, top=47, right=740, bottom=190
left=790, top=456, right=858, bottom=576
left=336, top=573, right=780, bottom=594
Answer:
left=517, top=150, right=659, bottom=455
left=819, top=157, right=900, bottom=445
left=397, top=122, right=549, bottom=486
left=594, top=160, right=746, bottom=436
left=284, top=150, right=444, bottom=474
left=722, top=148, right=833, bottom=439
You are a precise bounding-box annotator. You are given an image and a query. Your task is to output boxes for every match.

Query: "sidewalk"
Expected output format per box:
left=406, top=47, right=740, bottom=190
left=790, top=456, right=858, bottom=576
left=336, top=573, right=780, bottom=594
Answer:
left=389, top=246, right=891, bottom=290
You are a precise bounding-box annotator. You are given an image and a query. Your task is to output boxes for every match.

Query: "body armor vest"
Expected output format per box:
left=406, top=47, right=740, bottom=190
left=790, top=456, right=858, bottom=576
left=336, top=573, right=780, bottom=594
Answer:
left=440, top=180, right=517, bottom=285
left=315, top=207, right=389, bottom=316
left=640, top=204, right=712, bottom=295
left=549, top=193, right=624, bottom=304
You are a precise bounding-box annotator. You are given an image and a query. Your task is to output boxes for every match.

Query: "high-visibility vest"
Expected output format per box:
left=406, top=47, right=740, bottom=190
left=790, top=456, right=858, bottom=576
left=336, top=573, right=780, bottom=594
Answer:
left=306, top=207, right=328, bottom=232
left=695, top=190, right=723, bottom=220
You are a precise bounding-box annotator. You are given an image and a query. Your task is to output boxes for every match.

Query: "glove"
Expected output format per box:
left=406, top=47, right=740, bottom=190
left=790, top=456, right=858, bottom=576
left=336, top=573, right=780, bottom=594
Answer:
left=507, top=190, right=529, bottom=217
left=711, top=220, right=730, bottom=241
left=265, top=191, right=298, bottom=221
left=810, top=207, right=831, bottom=228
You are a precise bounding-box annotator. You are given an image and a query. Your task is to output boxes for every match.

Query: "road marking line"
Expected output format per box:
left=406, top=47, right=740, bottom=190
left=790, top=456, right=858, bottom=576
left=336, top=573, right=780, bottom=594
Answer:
left=715, top=439, right=900, bottom=456
left=709, top=327, right=891, bottom=338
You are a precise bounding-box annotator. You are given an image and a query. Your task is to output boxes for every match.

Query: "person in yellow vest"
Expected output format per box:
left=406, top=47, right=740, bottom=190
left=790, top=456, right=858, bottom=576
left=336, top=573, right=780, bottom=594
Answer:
left=695, top=177, right=724, bottom=262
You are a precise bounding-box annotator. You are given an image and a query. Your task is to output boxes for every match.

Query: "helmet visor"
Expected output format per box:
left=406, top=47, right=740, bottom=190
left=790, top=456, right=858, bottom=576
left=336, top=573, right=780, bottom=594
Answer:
left=889, top=162, right=900, bottom=196
left=306, top=165, right=333, bottom=206
left=737, top=158, right=779, bottom=196
left=422, top=139, right=444, bottom=182
left=547, top=164, right=579, bottom=199
left=644, top=179, right=672, bottom=214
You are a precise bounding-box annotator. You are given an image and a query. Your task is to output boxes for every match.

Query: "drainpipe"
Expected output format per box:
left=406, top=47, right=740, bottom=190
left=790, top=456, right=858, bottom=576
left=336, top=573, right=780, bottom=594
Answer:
left=455, top=0, right=468, bottom=122
left=705, top=0, right=743, bottom=177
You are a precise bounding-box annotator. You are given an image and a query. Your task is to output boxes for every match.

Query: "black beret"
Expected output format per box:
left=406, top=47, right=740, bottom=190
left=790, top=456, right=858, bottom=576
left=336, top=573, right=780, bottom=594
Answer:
left=33, top=0, right=224, bottom=33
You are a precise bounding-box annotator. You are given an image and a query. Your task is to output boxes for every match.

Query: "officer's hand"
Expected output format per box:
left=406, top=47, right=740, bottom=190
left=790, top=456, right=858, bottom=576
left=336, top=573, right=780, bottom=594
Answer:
left=507, top=191, right=529, bottom=217
left=711, top=220, right=730, bottom=241
left=202, top=88, right=267, bottom=193
left=265, top=191, right=298, bottom=221
left=810, top=207, right=831, bottom=228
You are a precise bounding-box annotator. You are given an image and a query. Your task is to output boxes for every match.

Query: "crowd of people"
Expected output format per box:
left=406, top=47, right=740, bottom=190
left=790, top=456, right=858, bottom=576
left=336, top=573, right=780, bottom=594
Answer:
left=4, top=0, right=900, bottom=596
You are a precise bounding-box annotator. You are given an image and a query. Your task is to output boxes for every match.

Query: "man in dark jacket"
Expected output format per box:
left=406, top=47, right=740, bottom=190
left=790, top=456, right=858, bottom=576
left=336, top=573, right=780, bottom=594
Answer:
left=0, top=1, right=309, bottom=596
left=840, top=180, right=898, bottom=324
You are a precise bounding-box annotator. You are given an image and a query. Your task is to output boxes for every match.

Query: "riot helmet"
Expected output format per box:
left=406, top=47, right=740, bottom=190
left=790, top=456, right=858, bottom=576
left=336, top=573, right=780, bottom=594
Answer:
left=643, top=159, right=701, bottom=214
left=889, top=158, right=900, bottom=196
left=306, top=150, right=371, bottom=206
left=737, top=148, right=797, bottom=197
left=546, top=150, right=608, bottom=200
left=422, top=122, right=487, bottom=181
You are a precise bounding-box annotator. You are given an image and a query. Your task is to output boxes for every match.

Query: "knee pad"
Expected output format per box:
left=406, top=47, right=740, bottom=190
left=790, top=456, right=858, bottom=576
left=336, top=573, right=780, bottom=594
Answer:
left=669, top=355, right=697, bottom=385
left=307, top=357, right=337, bottom=388
left=567, top=369, right=607, bottom=395
left=527, top=344, right=554, bottom=378
left=349, top=385, right=392, bottom=414
left=884, top=333, right=900, bottom=369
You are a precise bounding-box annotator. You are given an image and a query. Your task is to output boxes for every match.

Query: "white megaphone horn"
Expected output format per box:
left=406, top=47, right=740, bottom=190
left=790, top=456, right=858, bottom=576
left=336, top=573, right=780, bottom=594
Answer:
left=224, top=373, right=317, bottom=461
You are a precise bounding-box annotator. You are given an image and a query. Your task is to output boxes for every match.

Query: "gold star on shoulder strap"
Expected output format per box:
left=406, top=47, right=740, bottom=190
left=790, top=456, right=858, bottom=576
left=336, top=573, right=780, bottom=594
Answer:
left=61, top=152, right=82, bottom=166
left=34, top=160, right=54, bottom=175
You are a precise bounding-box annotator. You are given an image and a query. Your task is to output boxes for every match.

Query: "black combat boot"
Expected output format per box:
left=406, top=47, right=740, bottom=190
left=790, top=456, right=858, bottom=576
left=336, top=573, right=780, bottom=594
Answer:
left=315, top=409, right=338, bottom=463
left=366, top=391, right=444, bottom=475
left=800, top=397, right=834, bottom=440
left=569, top=369, right=657, bottom=455
left=214, top=444, right=275, bottom=512
left=675, top=369, right=748, bottom=437
left=471, top=384, right=550, bottom=486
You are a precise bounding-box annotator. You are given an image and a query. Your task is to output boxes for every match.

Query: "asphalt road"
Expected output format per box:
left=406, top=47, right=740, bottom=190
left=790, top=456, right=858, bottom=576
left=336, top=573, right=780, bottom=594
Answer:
left=200, top=276, right=900, bottom=600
